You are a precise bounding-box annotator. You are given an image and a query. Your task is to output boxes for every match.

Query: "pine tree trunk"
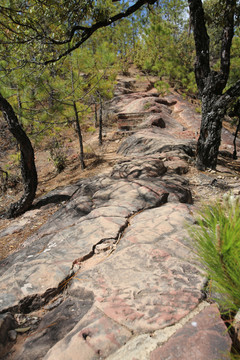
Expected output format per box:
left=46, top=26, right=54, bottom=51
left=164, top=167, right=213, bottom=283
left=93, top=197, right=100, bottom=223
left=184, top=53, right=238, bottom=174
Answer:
left=189, top=0, right=237, bottom=170
left=94, top=101, right=98, bottom=128
left=98, top=95, right=103, bottom=146
left=0, top=93, right=38, bottom=218
left=233, top=118, right=240, bottom=160
left=73, top=101, right=86, bottom=170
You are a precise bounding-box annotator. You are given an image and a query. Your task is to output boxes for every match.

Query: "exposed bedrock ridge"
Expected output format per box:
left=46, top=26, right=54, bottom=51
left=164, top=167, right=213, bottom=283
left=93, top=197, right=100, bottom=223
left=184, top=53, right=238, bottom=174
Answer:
left=117, top=128, right=195, bottom=157
left=0, top=88, right=232, bottom=359
left=0, top=153, right=192, bottom=314
left=14, top=202, right=208, bottom=360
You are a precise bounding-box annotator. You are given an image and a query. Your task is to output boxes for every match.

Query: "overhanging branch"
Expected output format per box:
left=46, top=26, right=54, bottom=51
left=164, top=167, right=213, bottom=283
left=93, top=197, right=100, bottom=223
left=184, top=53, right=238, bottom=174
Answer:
left=43, top=0, right=157, bottom=65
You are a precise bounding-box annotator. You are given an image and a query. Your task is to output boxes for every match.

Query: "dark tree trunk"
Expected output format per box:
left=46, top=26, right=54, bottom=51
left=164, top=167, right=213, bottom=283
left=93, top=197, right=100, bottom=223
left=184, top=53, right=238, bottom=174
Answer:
left=17, top=86, right=22, bottom=126
left=0, top=92, right=38, bottom=218
left=94, top=101, right=98, bottom=128
left=230, top=99, right=240, bottom=159
left=73, top=101, right=86, bottom=170
left=233, top=118, right=240, bottom=160
left=98, top=94, right=103, bottom=146
left=196, top=93, right=224, bottom=169
left=189, top=0, right=237, bottom=170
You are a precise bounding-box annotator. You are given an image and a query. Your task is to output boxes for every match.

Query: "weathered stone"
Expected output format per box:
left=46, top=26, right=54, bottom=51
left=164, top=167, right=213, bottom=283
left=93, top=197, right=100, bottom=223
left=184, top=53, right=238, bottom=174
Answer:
left=164, top=158, right=189, bottom=175
left=69, top=204, right=203, bottom=334
left=111, top=157, right=167, bottom=179
left=16, top=289, right=94, bottom=360
left=118, top=129, right=194, bottom=157
left=43, top=306, right=132, bottom=360
left=160, top=175, right=193, bottom=203
left=26, top=203, right=205, bottom=359
left=8, top=330, right=17, bottom=342
left=0, top=170, right=193, bottom=312
left=0, top=313, right=17, bottom=345
left=150, top=116, right=166, bottom=128
left=2, top=75, right=233, bottom=360
left=233, top=309, right=240, bottom=353
left=150, top=305, right=232, bottom=360
left=44, top=296, right=63, bottom=311
left=155, top=97, right=177, bottom=106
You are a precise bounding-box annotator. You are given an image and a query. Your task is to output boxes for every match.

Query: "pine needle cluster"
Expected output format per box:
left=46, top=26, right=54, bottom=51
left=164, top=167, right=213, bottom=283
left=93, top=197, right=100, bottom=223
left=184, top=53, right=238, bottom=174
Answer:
left=188, top=193, right=240, bottom=311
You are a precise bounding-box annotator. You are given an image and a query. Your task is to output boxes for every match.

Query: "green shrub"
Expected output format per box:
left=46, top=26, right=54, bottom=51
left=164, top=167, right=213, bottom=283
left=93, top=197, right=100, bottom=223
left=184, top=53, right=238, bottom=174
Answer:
left=9, top=152, right=21, bottom=166
left=49, top=138, right=67, bottom=173
left=188, top=193, right=240, bottom=311
left=87, top=126, right=96, bottom=133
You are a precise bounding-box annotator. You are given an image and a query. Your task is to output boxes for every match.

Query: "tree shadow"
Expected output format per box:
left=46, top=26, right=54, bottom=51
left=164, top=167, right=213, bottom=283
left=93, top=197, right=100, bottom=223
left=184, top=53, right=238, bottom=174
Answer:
left=32, top=194, right=71, bottom=210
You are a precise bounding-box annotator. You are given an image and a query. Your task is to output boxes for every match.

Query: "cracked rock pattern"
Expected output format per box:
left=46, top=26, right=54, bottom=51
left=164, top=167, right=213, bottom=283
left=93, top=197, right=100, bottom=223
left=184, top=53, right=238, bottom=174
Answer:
left=150, top=304, right=232, bottom=360
left=0, top=80, right=233, bottom=359
left=0, top=167, right=191, bottom=312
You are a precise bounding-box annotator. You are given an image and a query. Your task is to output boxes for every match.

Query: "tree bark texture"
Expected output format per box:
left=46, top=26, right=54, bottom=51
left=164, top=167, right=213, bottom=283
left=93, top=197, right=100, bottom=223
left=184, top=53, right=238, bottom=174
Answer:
left=196, top=92, right=224, bottom=169
left=98, top=94, right=103, bottom=146
left=0, top=92, right=38, bottom=218
left=189, top=0, right=237, bottom=169
left=230, top=99, right=240, bottom=159
left=73, top=101, right=86, bottom=170
left=233, top=118, right=240, bottom=159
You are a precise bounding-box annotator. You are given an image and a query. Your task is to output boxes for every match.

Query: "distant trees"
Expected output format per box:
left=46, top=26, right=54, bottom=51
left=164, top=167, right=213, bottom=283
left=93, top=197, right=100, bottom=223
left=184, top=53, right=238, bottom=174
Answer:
left=1, top=0, right=240, bottom=220
left=0, top=0, right=157, bottom=217
left=135, top=0, right=240, bottom=169
left=134, top=1, right=197, bottom=95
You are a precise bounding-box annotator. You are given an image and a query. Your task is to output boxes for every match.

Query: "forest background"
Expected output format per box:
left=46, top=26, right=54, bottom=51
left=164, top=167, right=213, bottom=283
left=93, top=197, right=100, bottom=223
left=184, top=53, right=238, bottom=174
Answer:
left=0, top=0, right=240, bottom=217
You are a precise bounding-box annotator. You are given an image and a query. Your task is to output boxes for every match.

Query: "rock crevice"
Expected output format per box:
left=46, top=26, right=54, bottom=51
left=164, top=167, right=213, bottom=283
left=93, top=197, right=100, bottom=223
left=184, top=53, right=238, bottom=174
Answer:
left=0, top=75, right=234, bottom=359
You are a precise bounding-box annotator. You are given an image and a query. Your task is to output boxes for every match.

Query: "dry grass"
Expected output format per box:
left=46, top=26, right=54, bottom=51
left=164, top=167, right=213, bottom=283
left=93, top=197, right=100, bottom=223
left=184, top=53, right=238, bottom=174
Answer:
left=0, top=122, right=124, bottom=260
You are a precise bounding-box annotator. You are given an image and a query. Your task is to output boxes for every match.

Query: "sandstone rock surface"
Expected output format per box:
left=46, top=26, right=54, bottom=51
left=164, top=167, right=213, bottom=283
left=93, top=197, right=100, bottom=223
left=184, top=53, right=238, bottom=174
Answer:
left=0, top=73, right=234, bottom=359
left=150, top=305, right=232, bottom=360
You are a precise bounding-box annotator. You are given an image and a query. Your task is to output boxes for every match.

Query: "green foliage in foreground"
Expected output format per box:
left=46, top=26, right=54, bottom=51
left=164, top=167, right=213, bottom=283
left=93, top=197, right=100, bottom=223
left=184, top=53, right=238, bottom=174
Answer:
left=188, top=194, right=240, bottom=312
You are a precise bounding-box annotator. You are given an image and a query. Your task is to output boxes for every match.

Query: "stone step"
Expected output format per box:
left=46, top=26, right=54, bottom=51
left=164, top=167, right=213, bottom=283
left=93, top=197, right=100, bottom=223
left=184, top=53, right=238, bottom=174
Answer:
left=117, top=112, right=166, bottom=131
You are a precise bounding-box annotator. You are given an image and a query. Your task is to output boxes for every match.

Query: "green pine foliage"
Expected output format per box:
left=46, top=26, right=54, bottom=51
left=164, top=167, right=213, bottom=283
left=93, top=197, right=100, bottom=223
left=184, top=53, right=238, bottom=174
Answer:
left=188, top=194, right=240, bottom=311
left=134, top=7, right=197, bottom=96
left=0, top=35, right=118, bottom=148
left=228, top=29, right=240, bottom=88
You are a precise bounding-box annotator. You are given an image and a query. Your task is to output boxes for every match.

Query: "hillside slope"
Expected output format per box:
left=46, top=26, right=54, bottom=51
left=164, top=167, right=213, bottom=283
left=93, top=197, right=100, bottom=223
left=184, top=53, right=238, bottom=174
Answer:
left=0, top=68, right=240, bottom=359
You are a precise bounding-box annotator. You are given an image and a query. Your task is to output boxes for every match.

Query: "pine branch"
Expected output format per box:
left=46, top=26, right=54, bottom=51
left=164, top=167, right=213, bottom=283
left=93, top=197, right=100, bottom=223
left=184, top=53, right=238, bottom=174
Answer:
left=43, top=0, right=157, bottom=65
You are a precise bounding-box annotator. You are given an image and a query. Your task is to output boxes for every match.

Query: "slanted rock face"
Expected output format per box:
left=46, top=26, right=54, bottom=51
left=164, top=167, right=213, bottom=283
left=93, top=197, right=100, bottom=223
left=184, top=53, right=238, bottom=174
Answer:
left=111, top=157, right=167, bottom=179
left=118, top=128, right=195, bottom=157
left=150, top=116, right=166, bottom=128
left=0, top=75, right=234, bottom=359
left=150, top=304, right=232, bottom=360
left=0, top=313, right=17, bottom=355
left=16, top=289, right=95, bottom=360
left=0, top=166, right=192, bottom=314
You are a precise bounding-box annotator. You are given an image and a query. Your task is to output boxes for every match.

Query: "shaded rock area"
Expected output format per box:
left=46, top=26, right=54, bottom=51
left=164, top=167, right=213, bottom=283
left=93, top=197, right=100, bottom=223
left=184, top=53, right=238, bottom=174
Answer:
left=0, top=313, right=17, bottom=348
left=111, top=157, right=167, bottom=179
left=1, top=72, right=239, bottom=359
